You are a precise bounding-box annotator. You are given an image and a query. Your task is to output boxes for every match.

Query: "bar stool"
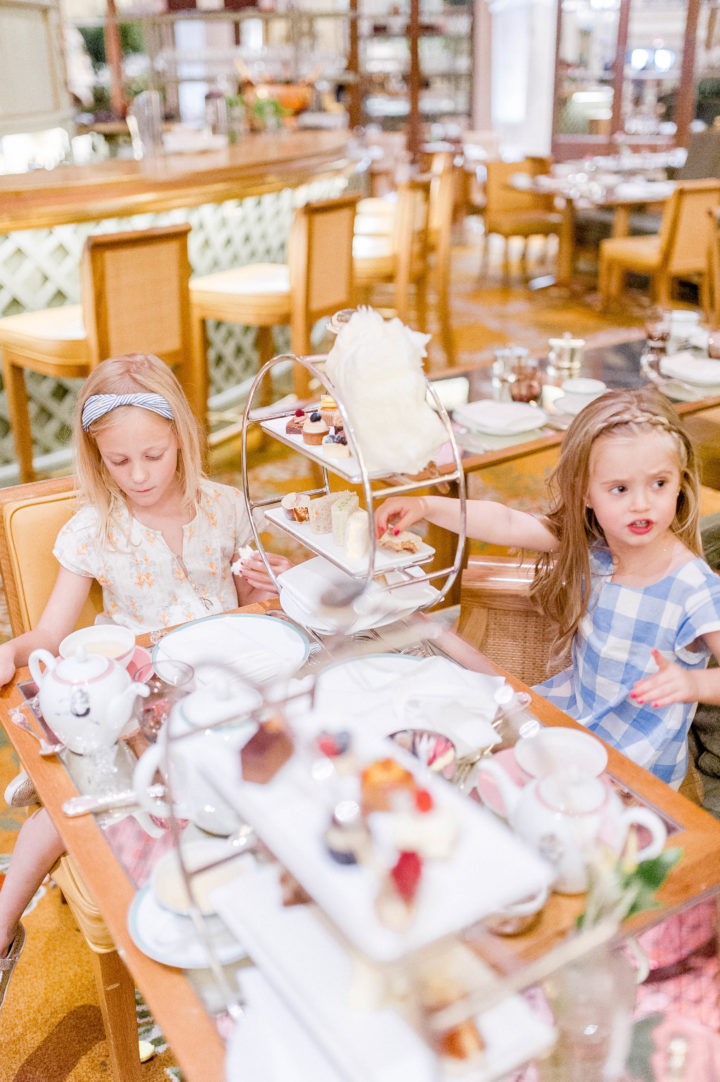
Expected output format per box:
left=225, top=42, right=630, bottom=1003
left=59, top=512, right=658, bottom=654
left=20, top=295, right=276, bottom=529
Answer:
left=353, top=175, right=432, bottom=332
left=189, top=193, right=360, bottom=402
left=0, top=224, right=198, bottom=483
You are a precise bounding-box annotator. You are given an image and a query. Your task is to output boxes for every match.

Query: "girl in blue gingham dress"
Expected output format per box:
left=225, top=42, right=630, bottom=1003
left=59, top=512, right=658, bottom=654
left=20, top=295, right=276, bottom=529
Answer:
left=376, top=387, right=720, bottom=788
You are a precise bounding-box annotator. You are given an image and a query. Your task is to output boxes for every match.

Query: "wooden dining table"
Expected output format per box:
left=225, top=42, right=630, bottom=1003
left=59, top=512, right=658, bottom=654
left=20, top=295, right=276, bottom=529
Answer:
left=4, top=600, right=720, bottom=1080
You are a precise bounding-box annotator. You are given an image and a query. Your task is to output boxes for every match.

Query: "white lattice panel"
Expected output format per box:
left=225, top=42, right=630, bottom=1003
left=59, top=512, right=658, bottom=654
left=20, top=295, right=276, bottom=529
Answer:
left=0, top=175, right=344, bottom=470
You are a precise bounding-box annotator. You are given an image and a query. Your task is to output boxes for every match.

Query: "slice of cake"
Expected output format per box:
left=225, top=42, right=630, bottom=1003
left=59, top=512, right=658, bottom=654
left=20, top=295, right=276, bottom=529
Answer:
left=331, top=491, right=359, bottom=545
left=344, top=508, right=369, bottom=560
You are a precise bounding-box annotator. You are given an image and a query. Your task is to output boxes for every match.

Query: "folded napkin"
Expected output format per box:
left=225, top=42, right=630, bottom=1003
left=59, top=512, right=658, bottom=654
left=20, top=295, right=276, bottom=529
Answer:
left=453, top=400, right=547, bottom=435
left=390, top=657, right=505, bottom=752
left=660, top=352, right=720, bottom=386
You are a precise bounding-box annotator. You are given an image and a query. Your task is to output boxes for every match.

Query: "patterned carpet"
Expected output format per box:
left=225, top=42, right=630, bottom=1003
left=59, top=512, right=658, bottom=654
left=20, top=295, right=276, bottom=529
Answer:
left=0, top=227, right=651, bottom=1080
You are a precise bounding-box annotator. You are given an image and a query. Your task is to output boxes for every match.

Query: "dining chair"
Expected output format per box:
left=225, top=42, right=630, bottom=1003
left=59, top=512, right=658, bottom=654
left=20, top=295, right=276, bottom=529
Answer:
left=352, top=174, right=432, bottom=333
left=189, top=193, right=360, bottom=402
left=598, top=179, right=720, bottom=311
left=706, top=207, right=720, bottom=325
left=482, top=157, right=563, bottom=284
left=457, top=553, right=704, bottom=805
left=353, top=153, right=456, bottom=363
left=0, top=223, right=199, bottom=485
left=0, top=475, right=141, bottom=1082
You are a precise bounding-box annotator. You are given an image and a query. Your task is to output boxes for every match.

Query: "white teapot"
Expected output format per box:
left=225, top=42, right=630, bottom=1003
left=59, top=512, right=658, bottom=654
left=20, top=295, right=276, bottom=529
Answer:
left=28, top=646, right=148, bottom=754
left=476, top=761, right=666, bottom=894
left=133, top=678, right=260, bottom=834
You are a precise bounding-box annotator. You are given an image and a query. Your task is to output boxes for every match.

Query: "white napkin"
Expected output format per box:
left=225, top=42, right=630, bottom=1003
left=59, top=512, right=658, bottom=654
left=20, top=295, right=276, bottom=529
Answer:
left=453, top=400, right=547, bottom=435
left=660, top=352, right=720, bottom=386
left=390, top=657, right=505, bottom=751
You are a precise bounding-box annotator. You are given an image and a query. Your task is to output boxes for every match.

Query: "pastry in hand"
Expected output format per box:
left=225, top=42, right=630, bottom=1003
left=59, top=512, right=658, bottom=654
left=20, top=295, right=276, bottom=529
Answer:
left=379, top=529, right=422, bottom=554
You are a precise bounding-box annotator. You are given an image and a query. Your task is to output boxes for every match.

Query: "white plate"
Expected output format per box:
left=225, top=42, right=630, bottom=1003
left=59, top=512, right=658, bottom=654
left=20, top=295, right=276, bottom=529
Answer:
left=266, top=507, right=434, bottom=576
left=514, top=726, right=608, bottom=779
left=218, top=867, right=557, bottom=1082
left=553, top=394, right=596, bottom=416
left=127, top=884, right=246, bottom=968
left=660, top=353, right=720, bottom=386
left=453, top=400, right=547, bottom=435
left=561, top=378, right=607, bottom=397
left=153, top=612, right=309, bottom=686
left=278, top=557, right=439, bottom=633
left=205, top=718, right=551, bottom=963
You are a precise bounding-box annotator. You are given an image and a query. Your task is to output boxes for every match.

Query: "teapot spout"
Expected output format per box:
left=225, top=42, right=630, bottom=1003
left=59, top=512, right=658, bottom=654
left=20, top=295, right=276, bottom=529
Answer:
left=106, top=683, right=149, bottom=741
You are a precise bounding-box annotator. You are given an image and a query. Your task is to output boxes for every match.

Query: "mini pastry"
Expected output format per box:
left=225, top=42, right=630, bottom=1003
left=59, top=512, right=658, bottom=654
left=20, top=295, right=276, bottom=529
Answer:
left=331, top=491, right=359, bottom=545
left=285, top=409, right=306, bottom=435
left=379, top=529, right=422, bottom=554
left=320, top=394, right=342, bottom=428
left=281, top=492, right=310, bottom=522
left=375, top=850, right=422, bottom=930
left=419, top=977, right=486, bottom=1063
left=344, top=509, right=369, bottom=560
left=324, top=798, right=371, bottom=865
left=393, top=789, right=459, bottom=860
left=303, top=411, right=329, bottom=446
left=360, top=757, right=416, bottom=813
left=321, top=429, right=351, bottom=460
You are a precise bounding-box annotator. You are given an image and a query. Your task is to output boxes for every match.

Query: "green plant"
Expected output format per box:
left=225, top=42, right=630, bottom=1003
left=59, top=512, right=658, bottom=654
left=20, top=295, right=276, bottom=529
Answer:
left=78, top=23, right=145, bottom=71
left=577, top=840, right=683, bottom=930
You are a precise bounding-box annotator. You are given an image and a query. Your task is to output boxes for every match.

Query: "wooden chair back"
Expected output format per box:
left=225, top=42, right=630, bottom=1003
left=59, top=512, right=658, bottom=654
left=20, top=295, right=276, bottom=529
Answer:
left=81, top=222, right=193, bottom=370
left=457, top=555, right=562, bottom=687
left=391, top=175, right=432, bottom=322
left=657, top=179, right=720, bottom=276
left=0, top=476, right=103, bottom=636
left=707, top=206, right=720, bottom=324
left=485, top=158, right=555, bottom=222
left=287, top=192, right=360, bottom=352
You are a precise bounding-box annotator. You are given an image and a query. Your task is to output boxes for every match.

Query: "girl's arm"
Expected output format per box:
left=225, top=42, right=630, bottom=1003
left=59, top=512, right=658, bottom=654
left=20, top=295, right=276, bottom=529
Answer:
left=631, top=632, right=720, bottom=707
left=233, top=551, right=293, bottom=605
left=375, top=495, right=558, bottom=552
left=0, top=567, right=93, bottom=687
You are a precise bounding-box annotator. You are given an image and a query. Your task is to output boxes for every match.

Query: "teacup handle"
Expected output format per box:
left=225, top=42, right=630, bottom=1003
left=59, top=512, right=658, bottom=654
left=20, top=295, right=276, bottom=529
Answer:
left=621, top=807, right=667, bottom=862
left=132, top=744, right=173, bottom=819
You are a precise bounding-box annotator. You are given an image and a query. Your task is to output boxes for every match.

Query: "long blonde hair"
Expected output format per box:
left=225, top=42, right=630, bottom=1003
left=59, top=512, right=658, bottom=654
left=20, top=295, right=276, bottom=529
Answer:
left=532, top=386, right=701, bottom=661
left=73, top=354, right=205, bottom=541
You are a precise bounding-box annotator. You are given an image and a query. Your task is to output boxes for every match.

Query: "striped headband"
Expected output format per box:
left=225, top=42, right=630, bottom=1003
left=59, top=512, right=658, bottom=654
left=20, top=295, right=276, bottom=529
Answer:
left=81, top=393, right=174, bottom=431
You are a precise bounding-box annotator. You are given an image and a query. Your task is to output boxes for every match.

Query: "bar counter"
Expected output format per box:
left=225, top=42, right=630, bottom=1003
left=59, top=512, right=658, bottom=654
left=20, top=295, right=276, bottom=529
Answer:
left=0, top=131, right=354, bottom=231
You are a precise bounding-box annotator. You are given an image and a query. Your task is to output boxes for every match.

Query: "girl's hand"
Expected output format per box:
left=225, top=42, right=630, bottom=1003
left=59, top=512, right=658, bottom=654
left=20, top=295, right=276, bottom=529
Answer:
left=238, top=552, right=293, bottom=595
left=374, top=496, right=428, bottom=537
left=0, top=644, right=16, bottom=688
left=630, top=649, right=700, bottom=708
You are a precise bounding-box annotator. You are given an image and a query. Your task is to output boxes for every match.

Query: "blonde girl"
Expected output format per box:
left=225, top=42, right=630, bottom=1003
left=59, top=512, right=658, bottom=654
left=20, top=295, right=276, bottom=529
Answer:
left=376, top=387, right=720, bottom=789
left=0, top=353, right=289, bottom=1004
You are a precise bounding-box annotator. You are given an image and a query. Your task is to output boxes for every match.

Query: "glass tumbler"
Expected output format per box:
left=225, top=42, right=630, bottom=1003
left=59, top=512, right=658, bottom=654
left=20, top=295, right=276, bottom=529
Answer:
left=509, top=356, right=543, bottom=404
left=133, top=660, right=195, bottom=744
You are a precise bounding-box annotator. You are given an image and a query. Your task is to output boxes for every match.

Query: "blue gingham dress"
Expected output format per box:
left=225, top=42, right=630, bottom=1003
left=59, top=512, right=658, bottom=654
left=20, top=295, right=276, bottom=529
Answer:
left=535, top=546, right=720, bottom=788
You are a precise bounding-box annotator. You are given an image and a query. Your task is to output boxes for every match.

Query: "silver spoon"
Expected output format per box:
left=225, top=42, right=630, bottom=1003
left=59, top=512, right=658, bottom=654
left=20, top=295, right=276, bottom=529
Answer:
left=9, top=707, right=65, bottom=756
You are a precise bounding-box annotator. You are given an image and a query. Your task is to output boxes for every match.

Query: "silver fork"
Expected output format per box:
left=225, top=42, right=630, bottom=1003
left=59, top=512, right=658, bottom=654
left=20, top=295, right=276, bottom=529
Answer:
left=451, top=743, right=494, bottom=792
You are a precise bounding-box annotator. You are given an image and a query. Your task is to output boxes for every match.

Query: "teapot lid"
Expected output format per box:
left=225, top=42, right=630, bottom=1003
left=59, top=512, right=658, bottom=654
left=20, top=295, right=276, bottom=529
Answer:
left=53, top=646, right=116, bottom=683
left=537, top=769, right=605, bottom=814
left=179, top=677, right=261, bottom=730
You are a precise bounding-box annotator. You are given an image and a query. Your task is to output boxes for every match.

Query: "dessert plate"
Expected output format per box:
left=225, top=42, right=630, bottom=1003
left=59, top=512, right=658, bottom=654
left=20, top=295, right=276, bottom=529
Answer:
left=153, top=612, right=309, bottom=686
left=453, top=400, right=547, bottom=435
left=660, top=353, right=720, bottom=385
left=206, top=728, right=552, bottom=963
left=266, top=507, right=434, bottom=576
left=127, top=884, right=246, bottom=968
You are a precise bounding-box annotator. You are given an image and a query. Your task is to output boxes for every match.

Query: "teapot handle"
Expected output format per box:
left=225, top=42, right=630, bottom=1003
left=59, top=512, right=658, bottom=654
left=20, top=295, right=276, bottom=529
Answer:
left=28, top=648, right=57, bottom=688
left=475, top=758, right=521, bottom=819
